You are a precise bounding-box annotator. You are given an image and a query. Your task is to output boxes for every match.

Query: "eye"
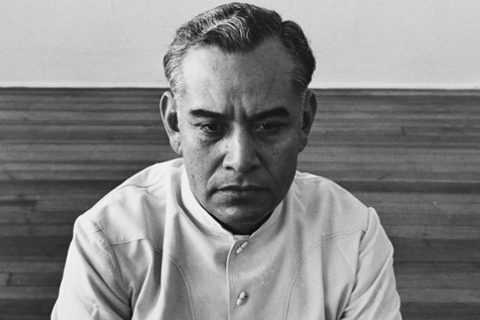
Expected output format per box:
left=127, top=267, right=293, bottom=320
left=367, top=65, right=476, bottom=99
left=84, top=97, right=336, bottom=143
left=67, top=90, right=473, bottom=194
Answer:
left=256, top=122, right=280, bottom=133
left=199, top=122, right=227, bottom=134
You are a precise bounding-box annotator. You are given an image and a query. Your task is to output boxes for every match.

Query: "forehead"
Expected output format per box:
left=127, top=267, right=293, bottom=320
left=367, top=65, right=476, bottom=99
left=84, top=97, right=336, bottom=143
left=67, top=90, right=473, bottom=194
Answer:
left=177, top=39, right=299, bottom=111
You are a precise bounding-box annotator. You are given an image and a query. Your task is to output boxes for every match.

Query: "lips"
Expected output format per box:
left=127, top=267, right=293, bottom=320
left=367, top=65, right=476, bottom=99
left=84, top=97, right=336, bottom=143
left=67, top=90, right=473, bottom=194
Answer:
left=215, top=186, right=267, bottom=201
left=218, top=185, right=265, bottom=192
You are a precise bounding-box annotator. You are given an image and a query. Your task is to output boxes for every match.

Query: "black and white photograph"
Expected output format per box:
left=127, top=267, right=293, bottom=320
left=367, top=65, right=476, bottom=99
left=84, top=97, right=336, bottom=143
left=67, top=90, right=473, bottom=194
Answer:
left=1, top=1, right=479, bottom=319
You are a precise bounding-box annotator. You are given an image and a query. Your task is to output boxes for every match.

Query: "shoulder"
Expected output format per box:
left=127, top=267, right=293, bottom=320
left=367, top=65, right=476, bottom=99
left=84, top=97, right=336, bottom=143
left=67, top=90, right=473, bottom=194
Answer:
left=116, top=158, right=184, bottom=189
left=289, top=171, right=371, bottom=238
left=78, top=158, right=184, bottom=245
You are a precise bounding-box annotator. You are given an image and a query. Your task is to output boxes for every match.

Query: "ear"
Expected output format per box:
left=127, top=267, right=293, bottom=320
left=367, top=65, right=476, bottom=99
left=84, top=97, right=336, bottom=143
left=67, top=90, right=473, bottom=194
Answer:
left=299, top=89, right=318, bottom=152
left=159, top=90, right=182, bottom=155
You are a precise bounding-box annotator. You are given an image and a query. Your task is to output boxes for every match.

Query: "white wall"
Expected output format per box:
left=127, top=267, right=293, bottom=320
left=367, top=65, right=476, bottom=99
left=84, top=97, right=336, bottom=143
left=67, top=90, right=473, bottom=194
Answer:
left=1, top=0, right=479, bottom=89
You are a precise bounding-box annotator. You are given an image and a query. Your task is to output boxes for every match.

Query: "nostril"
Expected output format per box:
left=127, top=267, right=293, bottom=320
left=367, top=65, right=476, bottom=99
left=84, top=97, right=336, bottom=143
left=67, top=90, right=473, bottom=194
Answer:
left=223, top=147, right=259, bottom=173
left=222, top=130, right=261, bottom=172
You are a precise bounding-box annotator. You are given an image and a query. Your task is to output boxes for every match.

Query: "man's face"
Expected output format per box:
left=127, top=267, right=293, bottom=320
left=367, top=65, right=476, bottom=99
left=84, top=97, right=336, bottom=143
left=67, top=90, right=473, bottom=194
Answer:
left=166, top=39, right=315, bottom=234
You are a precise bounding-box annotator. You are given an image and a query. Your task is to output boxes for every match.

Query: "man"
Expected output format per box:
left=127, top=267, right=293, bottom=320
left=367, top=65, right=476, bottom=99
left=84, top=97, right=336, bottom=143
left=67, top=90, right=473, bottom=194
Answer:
left=53, top=3, right=402, bottom=319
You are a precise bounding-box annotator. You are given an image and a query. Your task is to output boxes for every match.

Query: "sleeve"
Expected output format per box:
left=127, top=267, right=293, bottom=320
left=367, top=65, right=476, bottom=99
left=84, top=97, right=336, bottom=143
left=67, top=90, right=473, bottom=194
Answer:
left=51, top=215, right=132, bottom=320
left=341, top=208, right=402, bottom=320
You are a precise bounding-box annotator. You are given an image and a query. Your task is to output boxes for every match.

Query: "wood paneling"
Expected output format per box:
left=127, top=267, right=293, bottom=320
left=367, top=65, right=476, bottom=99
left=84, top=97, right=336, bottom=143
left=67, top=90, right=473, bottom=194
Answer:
left=1, top=88, right=479, bottom=319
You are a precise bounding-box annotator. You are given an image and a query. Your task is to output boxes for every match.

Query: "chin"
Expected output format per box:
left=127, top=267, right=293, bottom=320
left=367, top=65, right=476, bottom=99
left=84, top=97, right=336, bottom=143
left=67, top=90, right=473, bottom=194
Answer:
left=219, top=204, right=273, bottom=221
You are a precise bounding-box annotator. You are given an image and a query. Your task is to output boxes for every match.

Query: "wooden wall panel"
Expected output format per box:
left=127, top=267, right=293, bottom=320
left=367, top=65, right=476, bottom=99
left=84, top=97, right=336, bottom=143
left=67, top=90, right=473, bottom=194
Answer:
left=1, top=88, right=479, bottom=319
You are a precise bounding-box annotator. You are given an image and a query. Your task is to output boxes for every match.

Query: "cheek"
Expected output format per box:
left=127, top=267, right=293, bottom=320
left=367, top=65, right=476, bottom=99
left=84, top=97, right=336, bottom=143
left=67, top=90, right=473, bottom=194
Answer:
left=265, top=142, right=300, bottom=180
left=182, top=139, right=218, bottom=186
left=184, top=147, right=208, bottom=174
left=269, top=136, right=300, bottom=161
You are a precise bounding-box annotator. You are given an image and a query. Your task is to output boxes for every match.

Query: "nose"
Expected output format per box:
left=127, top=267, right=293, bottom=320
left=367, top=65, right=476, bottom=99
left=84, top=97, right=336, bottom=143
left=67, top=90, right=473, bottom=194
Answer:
left=223, top=129, right=260, bottom=173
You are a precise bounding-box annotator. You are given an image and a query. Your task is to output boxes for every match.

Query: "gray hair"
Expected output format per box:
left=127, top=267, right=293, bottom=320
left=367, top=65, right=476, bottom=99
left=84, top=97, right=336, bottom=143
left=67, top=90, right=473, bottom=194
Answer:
left=163, top=2, right=316, bottom=97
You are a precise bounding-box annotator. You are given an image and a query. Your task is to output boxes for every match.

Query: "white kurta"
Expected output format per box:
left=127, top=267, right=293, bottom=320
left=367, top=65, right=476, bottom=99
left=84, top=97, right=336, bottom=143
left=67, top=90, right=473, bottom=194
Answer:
left=52, top=158, right=402, bottom=319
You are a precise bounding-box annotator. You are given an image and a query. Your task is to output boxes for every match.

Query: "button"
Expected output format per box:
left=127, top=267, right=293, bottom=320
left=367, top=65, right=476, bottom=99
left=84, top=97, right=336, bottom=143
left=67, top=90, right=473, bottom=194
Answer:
left=235, top=241, right=249, bottom=254
left=236, top=291, right=248, bottom=305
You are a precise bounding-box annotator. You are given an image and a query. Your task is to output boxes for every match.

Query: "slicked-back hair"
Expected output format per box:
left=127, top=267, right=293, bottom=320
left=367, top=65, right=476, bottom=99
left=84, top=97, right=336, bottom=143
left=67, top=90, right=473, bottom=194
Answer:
left=163, top=2, right=316, bottom=97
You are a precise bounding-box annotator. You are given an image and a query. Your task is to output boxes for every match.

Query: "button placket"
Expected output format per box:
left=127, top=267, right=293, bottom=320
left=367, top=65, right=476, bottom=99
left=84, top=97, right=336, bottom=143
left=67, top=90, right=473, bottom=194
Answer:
left=228, top=239, right=251, bottom=313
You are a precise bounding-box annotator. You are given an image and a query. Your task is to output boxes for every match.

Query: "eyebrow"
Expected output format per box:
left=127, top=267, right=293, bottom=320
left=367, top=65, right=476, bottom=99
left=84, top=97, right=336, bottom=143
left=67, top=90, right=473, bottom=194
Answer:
left=189, top=109, right=230, bottom=120
left=189, top=107, right=291, bottom=121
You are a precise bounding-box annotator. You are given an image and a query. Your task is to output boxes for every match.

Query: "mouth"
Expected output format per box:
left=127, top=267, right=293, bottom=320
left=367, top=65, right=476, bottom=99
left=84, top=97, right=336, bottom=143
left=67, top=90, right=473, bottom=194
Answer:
left=217, top=185, right=266, bottom=192
left=213, top=185, right=269, bottom=204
